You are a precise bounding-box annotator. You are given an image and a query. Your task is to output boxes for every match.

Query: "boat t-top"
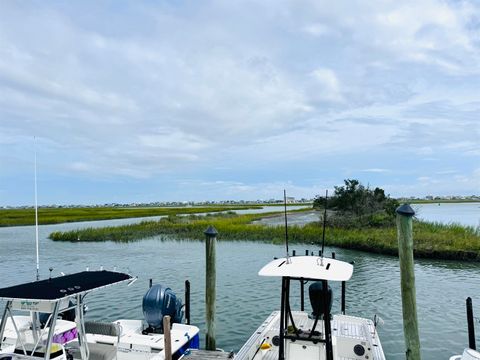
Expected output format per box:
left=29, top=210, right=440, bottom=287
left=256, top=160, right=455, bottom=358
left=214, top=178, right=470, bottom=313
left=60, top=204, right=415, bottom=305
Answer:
left=0, top=270, right=200, bottom=360
left=235, top=254, right=386, bottom=360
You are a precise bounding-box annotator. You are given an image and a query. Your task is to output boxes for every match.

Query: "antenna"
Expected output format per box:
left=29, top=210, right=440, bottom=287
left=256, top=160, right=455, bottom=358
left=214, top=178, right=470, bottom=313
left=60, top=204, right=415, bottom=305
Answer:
left=321, top=190, right=328, bottom=259
left=284, top=189, right=289, bottom=260
left=34, top=137, right=39, bottom=281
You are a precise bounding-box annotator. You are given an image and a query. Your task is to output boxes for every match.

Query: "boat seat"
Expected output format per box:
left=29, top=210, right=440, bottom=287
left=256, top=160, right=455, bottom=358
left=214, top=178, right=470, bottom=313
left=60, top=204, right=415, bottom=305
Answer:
left=68, top=321, right=121, bottom=360
left=85, top=321, right=121, bottom=337
left=69, top=341, right=117, bottom=360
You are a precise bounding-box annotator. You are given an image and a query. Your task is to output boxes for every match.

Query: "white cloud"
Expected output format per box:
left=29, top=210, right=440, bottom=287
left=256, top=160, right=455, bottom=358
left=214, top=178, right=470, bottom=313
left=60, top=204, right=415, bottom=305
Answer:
left=362, top=168, right=390, bottom=173
left=436, top=170, right=457, bottom=175
left=138, top=129, right=211, bottom=152
left=310, top=68, right=343, bottom=102
left=302, top=23, right=335, bottom=37
left=417, top=176, right=432, bottom=183
left=385, top=168, right=480, bottom=197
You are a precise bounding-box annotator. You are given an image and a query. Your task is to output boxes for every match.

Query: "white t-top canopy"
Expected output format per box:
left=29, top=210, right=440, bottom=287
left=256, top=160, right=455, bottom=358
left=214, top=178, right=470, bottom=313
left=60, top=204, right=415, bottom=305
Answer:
left=258, top=256, right=353, bottom=281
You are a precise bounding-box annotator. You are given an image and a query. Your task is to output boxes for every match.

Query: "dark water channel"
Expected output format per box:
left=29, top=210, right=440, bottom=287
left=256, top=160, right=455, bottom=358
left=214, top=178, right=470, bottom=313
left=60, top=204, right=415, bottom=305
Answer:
left=0, top=206, right=479, bottom=359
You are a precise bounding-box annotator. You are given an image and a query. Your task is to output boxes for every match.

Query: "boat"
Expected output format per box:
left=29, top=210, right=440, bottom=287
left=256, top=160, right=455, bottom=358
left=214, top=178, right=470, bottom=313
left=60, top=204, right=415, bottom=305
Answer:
left=0, top=270, right=200, bottom=360
left=0, top=152, right=200, bottom=360
left=236, top=191, right=386, bottom=360
left=235, top=253, right=386, bottom=360
left=450, top=349, right=480, bottom=360
left=450, top=298, right=480, bottom=360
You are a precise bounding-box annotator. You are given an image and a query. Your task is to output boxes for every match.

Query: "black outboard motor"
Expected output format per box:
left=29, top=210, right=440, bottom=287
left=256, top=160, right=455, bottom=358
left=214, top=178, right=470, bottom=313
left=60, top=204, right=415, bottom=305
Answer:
left=142, top=284, right=183, bottom=334
left=309, top=282, right=332, bottom=318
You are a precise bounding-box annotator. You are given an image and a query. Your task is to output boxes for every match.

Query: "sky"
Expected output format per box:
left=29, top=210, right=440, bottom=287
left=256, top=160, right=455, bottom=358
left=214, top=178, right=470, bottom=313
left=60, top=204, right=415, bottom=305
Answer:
left=0, top=0, right=479, bottom=206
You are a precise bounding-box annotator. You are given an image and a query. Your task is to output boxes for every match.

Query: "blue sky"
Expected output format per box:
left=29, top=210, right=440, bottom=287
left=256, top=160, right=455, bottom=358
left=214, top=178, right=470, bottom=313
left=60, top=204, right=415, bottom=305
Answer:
left=0, top=0, right=479, bottom=206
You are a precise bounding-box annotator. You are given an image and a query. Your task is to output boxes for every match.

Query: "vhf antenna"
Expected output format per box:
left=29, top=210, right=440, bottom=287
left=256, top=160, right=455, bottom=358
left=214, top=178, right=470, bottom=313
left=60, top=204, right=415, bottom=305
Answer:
left=284, top=189, right=290, bottom=262
left=34, top=137, right=40, bottom=281
left=320, top=190, right=328, bottom=264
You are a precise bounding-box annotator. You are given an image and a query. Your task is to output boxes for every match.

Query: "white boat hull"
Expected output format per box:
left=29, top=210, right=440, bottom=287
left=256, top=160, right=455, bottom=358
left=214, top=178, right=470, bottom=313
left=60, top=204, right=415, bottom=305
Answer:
left=0, top=316, right=200, bottom=360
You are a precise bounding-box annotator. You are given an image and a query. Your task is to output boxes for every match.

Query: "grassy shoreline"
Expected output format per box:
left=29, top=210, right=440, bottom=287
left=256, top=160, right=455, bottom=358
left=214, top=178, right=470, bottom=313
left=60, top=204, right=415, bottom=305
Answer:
left=49, top=211, right=480, bottom=261
left=0, top=205, right=263, bottom=227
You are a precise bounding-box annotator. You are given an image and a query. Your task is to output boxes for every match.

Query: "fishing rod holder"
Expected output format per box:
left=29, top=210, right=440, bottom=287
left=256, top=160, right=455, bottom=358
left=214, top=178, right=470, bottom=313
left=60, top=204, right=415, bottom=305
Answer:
left=467, top=297, right=476, bottom=350
left=185, top=280, right=191, bottom=325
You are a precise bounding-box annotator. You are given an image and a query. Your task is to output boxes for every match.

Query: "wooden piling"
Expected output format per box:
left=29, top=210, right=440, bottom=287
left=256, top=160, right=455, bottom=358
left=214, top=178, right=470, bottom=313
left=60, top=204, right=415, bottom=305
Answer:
left=396, top=204, right=421, bottom=360
left=204, top=225, right=218, bottom=351
left=163, top=315, right=172, bottom=360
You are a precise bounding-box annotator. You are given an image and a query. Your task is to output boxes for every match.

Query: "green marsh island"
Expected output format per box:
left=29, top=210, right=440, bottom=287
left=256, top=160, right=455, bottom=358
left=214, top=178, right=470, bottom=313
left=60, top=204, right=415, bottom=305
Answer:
left=49, top=180, right=480, bottom=262
left=0, top=205, right=263, bottom=227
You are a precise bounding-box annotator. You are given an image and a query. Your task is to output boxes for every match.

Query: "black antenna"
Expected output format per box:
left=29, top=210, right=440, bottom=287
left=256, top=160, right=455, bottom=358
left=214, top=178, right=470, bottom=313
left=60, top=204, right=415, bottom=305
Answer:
left=321, top=190, right=328, bottom=257
left=284, top=189, right=289, bottom=257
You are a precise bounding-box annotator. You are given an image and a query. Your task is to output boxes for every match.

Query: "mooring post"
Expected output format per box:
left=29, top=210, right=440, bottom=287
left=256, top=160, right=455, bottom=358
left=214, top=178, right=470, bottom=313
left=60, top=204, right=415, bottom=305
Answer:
left=467, top=297, right=476, bottom=350
left=204, top=225, right=218, bottom=351
left=396, top=204, right=421, bottom=360
left=163, top=315, right=172, bottom=360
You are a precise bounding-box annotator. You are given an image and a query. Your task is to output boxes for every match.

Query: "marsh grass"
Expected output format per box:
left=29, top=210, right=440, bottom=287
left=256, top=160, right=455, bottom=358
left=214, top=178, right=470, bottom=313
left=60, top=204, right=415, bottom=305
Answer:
left=49, top=211, right=480, bottom=261
left=0, top=205, right=262, bottom=227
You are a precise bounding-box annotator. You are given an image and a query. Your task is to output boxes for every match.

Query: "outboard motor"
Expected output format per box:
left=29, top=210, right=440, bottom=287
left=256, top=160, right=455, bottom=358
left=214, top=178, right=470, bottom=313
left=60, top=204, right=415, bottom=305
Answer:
left=309, top=282, right=332, bottom=318
left=142, top=284, right=183, bottom=333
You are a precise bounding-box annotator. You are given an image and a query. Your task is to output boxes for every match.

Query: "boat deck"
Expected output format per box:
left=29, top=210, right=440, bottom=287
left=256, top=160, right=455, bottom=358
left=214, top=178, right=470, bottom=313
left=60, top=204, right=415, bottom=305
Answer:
left=236, top=311, right=385, bottom=360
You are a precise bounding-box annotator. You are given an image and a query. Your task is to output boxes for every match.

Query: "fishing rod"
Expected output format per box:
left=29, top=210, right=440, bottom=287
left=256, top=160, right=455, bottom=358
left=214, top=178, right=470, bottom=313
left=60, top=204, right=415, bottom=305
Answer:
left=284, top=189, right=290, bottom=261
left=34, top=137, right=40, bottom=281
left=321, top=189, right=328, bottom=261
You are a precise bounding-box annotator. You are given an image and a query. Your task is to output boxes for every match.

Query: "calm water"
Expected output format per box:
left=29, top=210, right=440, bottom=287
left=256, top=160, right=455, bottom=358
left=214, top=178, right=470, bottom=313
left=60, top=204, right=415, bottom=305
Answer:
left=415, top=202, right=480, bottom=228
left=0, top=204, right=479, bottom=359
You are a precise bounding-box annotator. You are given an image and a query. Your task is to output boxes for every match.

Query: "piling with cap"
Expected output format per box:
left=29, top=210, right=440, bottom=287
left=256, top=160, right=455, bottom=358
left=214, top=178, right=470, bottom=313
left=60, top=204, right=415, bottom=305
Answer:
left=204, top=225, right=218, bottom=351
left=396, top=204, right=421, bottom=360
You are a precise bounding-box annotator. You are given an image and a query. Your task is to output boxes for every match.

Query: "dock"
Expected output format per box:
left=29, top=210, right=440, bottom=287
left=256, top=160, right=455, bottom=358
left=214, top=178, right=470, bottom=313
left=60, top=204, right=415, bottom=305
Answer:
left=181, top=349, right=234, bottom=359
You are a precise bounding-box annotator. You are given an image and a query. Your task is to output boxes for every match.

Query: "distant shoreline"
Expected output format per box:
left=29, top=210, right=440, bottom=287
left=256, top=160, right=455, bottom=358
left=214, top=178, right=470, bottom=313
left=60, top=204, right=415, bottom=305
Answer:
left=402, top=199, right=480, bottom=204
